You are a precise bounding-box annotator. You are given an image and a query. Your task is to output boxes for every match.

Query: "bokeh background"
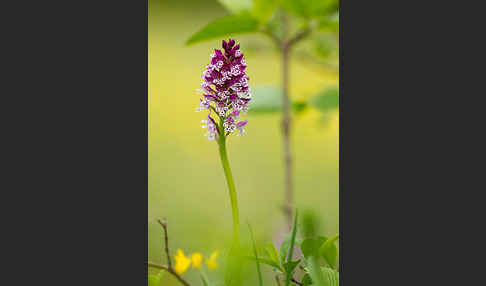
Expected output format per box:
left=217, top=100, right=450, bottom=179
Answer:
left=149, top=0, right=338, bottom=284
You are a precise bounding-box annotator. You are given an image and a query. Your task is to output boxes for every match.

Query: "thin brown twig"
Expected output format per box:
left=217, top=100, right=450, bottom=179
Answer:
left=147, top=262, right=191, bottom=286
left=261, top=29, right=281, bottom=47
left=281, top=10, right=294, bottom=230
left=147, top=218, right=191, bottom=286
left=157, top=218, right=172, bottom=270
left=287, top=28, right=311, bottom=48
left=291, top=277, right=303, bottom=286
left=275, top=274, right=302, bottom=286
left=275, top=275, right=281, bottom=286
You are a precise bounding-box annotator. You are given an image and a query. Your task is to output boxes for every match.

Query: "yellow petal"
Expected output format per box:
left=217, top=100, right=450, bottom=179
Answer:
left=191, top=252, right=203, bottom=269
left=205, top=250, right=219, bottom=270
left=174, top=249, right=191, bottom=274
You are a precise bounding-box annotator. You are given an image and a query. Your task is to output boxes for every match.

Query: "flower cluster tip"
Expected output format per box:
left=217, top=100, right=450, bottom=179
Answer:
left=197, top=39, right=251, bottom=140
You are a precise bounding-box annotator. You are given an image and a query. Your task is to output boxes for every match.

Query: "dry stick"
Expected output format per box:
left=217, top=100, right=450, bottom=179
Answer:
left=157, top=219, right=172, bottom=270
left=278, top=14, right=313, bottom=229
left=275, top=275, right=302, bottom=286
left=146, top=218, right=191, bottom=286
left=147, top=262, right=191, bottom=286
left=280, top=10, right=294, bottom=230
left=290, top=277, right=303, bottom=286
left=275, top=275, right=282, bottom=286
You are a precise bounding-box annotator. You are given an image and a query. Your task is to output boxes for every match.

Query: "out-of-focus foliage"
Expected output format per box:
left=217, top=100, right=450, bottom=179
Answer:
left=186, top=11, right=259, bottom=45
left=321, top=267, right=339, bottom=286
left=318, top=13, right=339, bottom=33
left=280, top=0, right=338, bottom=19
left=319, top=234, right=339, bottom=270
left=248, top=224, right=264, bottom=286
left=249, top=85, right=338, bottom=118
left=251, top=211, right=339, bottom=286
left=301, top=209, right=322, bottom=237
left=217, top=0, right=252, bottom=13
left=310, top=88, right=339, bottom=113
left=253, top=0, right=278, bottom=23
left=284, top=211, right=299, bottom=286
left=249, top=86, right=282, bottom=113
left=148, top=271, right=164, bottom=286
left=313, top=34, right=338, bottom=59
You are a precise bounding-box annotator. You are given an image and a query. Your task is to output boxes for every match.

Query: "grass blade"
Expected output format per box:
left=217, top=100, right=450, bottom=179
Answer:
left=285, top=209, right=298, bottom=286
left=248, top=223, right=263, bottom=286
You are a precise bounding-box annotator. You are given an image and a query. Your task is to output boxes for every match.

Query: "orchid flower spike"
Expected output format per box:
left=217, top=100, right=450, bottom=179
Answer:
left=197, top=39, right=251, bottom=140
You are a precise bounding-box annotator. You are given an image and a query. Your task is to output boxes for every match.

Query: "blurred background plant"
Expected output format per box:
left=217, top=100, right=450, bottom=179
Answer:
left=148, top=0, right=339, bottom=285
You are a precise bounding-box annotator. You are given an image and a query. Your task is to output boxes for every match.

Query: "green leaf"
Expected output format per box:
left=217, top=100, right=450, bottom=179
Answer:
left=318, top=13, right=339, bottom=33
left=148, top=274, right=160, bottom=286
left=300, top=236, right=326, bottom=259
left=310, top=88, right=339, bottom=113
left=186, top=11, right=259, bottom=45
left=217, top=0, right=252, bottom=13
left=293, top=100, right=309, bottom=115
left=313, top=34, right=338, bottom=59
left=280, top=235, right=291, bottom=266
left=301, top=273, right=312, bottom=286
left=244, top=255, right=283, bottom=272
left=321, top=267, right=339, bottom=286
left=319, top=234, right=339, bottom=269
left=252, top=0, right=278, bottom=23
left=200, top=273, right=210, bottom=286
left=248, top=223, right=264, bottom=286
left=250, top=86, right=310, bottom=115
left=285, top=210, right=299, bottom=286
left=283, top=259, right=301, bottom=274
left=281, top=0, right=339, bottom=19
left=301, top=209, right=321, bottom=237
left=266, top=242, right=281, bottom=267
left=248, top=86, right=282, bottom=114
left=307, top=256, right=325, bottom=286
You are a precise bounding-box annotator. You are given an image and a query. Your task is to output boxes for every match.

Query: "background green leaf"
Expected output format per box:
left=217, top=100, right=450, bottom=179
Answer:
left=318, top=13, right=339, bottom=33
left=307, top=256, right=325, bottom=286
left=283, top=259, right=301, bottom=274
left=300, top=236, right=326, bottom=259
left=310, top=87, right=339, bottom=113
left=301, top=273, right=312, bottom=286
left=321, top=267, right=339, bottom=286
left=293, top=100, right=309, bottom=115
left=301, top=209, right=322, bottom=237
left=148, top=274, right=159, bottom=286
left=252, top=0, right=278, bottom=23
left=319, top=234, right=339, bottom=269
left=266, top=242, right=281, bottom=267
left=285, top=210, right=299, bottom=286
left=148, top=271, right=164, bottom=286
left=281, top=0, right=339, bottom=19
left=186, top=11, right=259, bottom=45
left=245, top=255, right=283, bottom=271
left=313, top=34, right=338, bottom=59
left=200, top=273, right=210, bottom=286
left=248, top=86, right=282, bottom=113
left=248, top=223, right=264, bottom=286
left=217, top=0, right=252, bottom=13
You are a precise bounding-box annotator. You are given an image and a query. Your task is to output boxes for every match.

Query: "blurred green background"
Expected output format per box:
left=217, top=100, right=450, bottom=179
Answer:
left=149, top=0, right=338, bottom=284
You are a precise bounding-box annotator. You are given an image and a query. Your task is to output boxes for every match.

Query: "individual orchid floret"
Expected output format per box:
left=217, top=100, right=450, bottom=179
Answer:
left=197, top=39, right=251, bottom=140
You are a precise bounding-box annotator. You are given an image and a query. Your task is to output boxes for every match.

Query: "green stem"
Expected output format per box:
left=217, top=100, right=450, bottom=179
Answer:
left=217, top=131, right=240, bottom=246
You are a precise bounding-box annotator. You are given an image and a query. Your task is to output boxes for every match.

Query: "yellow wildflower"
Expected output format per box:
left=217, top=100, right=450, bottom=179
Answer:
left=205, top=250, right=219, bottom=270
left=191, top=252, right=203, bottom=269
left=174, top=249, right=191, bottom=274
